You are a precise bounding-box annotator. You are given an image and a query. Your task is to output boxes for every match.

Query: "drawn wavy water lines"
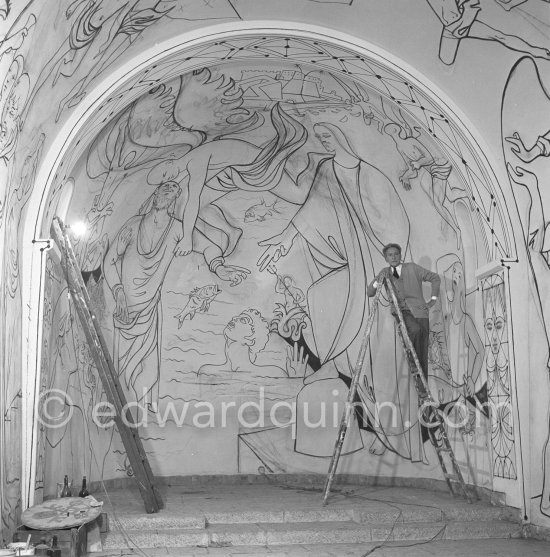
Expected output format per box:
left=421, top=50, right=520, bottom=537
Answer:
left=169, top=330, right=219, bottom=345
left=164, top=345, right=217, bottom=358
left=159, top=395, right=203, bottom=403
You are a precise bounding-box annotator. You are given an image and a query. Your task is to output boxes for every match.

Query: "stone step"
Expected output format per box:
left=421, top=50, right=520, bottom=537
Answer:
left=107, top=500, right=517, bottom=531
left=89, top=538, right=550, bottom=557
left=111, top=514, right=206, bottom=530
left=101, top=519, right=522, bottom=549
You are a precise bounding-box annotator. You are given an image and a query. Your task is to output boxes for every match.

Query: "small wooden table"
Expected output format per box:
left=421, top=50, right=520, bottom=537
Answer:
left=22, top=497, right=102, bottom=530
left=18, top=498, right=103, bottom=556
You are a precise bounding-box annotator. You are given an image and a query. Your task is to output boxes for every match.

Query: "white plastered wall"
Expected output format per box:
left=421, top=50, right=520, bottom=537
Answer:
left=18, top=19, right=533, bottom=522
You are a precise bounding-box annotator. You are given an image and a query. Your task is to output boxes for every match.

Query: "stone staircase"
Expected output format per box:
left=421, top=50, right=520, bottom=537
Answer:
left=97, top=480, right=523, bottom=553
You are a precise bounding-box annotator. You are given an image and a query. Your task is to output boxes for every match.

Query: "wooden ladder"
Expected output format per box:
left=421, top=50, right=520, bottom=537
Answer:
left=322, top=277, right=471, bottom=505
left=50, top=217, right=163, bottom=513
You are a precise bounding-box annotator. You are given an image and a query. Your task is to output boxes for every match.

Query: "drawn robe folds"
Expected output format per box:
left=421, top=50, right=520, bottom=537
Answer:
left=112, top=216, right=180, bottom=406
left=291, top=155, right=425, bottom=461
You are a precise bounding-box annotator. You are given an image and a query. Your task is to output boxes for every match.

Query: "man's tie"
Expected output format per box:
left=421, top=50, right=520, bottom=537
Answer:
left=392, top=266, right=399, bottom=279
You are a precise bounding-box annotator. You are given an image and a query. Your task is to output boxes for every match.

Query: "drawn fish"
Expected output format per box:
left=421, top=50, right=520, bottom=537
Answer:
left=175, top=284, right=221, bottom=327
left=244, top=199, right=280, bottom=222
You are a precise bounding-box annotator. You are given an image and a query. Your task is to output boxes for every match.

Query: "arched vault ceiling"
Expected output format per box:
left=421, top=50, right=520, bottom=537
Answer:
left=43, top=31, right=515, bottom=263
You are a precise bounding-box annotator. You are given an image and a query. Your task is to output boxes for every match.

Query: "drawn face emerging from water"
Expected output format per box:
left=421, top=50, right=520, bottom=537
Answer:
left=223, top=309, right=269, bottom=356
left=224, top=312, right=255, bottom=344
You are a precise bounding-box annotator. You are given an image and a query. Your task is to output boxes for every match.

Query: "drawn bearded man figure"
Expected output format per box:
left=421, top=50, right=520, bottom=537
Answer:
left=104, top=182, right=184, bottom=408
left=104, top=181, right=249, bottom=407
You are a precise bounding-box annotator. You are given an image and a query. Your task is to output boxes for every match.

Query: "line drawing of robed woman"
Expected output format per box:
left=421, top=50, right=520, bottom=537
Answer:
left=257, top=122, right=426, bottom=462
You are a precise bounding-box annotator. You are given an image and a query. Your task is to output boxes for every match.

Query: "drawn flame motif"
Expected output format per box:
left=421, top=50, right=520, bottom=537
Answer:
left=174, top=67, right=260, bottom=140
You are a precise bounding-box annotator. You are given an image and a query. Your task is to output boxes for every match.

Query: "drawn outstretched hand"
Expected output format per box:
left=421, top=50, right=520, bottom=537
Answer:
left=257, top=230, right=294, bottom=272
left=215, top=264, right=250, bottom=286
left=286, top=342, right=309, bottom=377
left=505, top=131, right=543, bottom=163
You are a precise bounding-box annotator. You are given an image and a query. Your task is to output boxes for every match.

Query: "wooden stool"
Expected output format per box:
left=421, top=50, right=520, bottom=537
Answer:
left=17, top=498, right=103, bottom=557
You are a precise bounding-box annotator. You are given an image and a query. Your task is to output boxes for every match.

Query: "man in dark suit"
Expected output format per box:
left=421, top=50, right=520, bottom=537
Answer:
left=367, top=243, right=440, bottom=379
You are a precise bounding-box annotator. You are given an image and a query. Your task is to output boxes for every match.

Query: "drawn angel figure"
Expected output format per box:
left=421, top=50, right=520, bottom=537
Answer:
left=425, top=0, right=550, bottom=65
left=147, top=99, right=308, bottom=258
left=384, top=120, right=468, bottom=248
left=92, top=68, right=262, bottom=209
left=82, top=65, right=270, bottom=266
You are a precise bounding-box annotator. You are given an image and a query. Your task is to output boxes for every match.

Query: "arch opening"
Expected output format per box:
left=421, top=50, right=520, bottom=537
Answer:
left=22, top=24, right=519, bottom=504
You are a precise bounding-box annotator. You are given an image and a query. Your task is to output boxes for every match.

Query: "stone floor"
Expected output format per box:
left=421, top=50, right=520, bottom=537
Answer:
left=84, top=478, right=550, bottom=557
left=88, top=538, right=550, bottom=556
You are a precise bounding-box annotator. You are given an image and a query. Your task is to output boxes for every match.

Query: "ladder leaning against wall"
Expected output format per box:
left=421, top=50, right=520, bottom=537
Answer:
left=322, top=277, right=471, bottom=505
left=50, top=217, right=163, bottom=514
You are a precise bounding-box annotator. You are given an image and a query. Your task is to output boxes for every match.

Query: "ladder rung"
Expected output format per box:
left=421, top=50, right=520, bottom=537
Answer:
left=51, top=217, right=163, bottom=513
left=325, top=276, right=471, bottom=504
